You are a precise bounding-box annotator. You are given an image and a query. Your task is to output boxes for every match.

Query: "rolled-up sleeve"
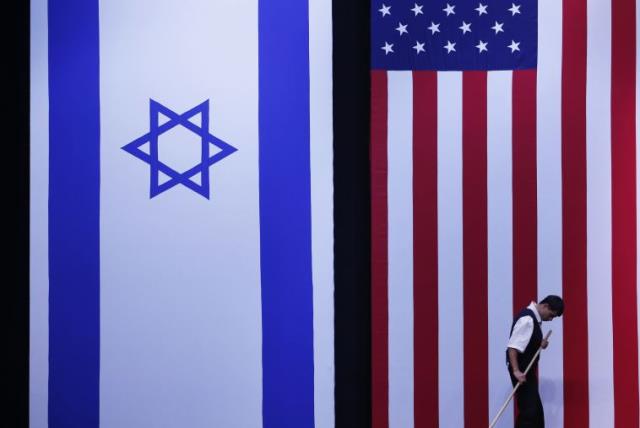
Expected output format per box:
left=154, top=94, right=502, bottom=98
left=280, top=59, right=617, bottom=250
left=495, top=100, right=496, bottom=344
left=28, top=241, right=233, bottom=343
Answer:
left=507, top=316, right=534, bottom=353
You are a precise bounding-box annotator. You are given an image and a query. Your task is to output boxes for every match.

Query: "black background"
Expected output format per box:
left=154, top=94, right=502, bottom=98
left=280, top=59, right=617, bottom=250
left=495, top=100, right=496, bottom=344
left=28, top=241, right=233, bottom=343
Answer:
left=10, top=0, right=31, bottom=426
left=333, top=1, right=372, bottom=427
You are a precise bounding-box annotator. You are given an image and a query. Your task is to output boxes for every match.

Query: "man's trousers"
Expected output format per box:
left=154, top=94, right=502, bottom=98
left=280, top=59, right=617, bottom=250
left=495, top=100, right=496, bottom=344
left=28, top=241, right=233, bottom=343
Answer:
left=508, top=370, right=544, bottom=428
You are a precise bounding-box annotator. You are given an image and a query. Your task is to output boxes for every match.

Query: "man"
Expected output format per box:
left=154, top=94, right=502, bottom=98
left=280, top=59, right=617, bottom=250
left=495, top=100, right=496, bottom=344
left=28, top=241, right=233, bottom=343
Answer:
left=506, top=295, right=564, bottom=428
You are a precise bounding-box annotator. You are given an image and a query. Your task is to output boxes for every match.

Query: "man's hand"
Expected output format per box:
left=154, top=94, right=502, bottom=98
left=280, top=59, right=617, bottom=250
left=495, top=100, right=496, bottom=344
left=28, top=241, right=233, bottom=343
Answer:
left=513, top=369, right=526, bottom=384
left=541, top=339, right=549, bottom=349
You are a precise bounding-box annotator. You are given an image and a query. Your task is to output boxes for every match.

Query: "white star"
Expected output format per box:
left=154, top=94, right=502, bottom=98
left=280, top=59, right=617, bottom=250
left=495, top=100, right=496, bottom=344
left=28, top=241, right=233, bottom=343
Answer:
left=475, top=3, right=488, bottom=15
left=428, top=21, right=441, bottom=34
left=459, top=21, right=472, bottom=34
left=379, top=4, right=391, bottom=17
left=396, top=22, right=408, bottom=35
left=509, top=3, right=521, bottom=15
left=411, top=3, right=424, bottom=16
left=476, top=40, right=488, bottom=53
left=443, top=3, right=456, bottom=16
left=413, top=41, right=426, bottom=54
left=492, top=21, right=504, bottom=34
left=508, top=40, right=520, bottom=52
left=444, top=40, right=456, bottom=53
left=381, top=42, right=394, bottom=55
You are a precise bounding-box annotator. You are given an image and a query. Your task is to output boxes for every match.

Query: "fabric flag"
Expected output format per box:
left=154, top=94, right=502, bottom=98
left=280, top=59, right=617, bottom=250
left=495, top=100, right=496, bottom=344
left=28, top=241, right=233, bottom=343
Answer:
left=370, top=0, right=640, bottom=427
left=29, top=0, right=334, bottom=427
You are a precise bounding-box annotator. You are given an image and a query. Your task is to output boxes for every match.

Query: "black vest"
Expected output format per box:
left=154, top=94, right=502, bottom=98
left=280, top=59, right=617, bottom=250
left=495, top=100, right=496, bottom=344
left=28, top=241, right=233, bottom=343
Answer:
left=506, top=308, right=543, bottom=373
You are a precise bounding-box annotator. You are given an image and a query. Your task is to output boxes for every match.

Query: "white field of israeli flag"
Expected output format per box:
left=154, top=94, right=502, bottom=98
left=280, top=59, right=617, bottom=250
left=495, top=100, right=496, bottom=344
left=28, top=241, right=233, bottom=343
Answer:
left=30, top=0, right=334, bottom=427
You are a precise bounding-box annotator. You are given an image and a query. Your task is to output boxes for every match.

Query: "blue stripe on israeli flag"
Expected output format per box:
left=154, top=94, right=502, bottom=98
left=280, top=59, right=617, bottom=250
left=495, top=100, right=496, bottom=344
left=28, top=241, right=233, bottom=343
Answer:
left=48, top=0, right=101, bottom=426
left=259, top=0, right=315, bottom=427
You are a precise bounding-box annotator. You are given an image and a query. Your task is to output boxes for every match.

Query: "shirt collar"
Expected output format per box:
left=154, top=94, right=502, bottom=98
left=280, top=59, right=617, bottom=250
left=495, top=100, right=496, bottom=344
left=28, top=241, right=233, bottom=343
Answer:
left=527, top=301, right=542, bottom=323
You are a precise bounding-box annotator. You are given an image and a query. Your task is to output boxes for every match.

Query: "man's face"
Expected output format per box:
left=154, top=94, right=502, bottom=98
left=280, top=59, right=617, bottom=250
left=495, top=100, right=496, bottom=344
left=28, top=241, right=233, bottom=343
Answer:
left=539, top=304, right=559, bottom=321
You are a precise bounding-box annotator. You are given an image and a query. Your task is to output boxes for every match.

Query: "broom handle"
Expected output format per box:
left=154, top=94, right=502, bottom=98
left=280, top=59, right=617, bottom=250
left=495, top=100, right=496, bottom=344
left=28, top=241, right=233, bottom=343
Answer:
left=488, top=330, right=553, bottom=428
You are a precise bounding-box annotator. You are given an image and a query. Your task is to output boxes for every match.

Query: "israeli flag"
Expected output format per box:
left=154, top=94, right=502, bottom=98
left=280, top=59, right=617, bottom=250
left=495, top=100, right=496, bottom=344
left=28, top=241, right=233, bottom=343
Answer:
left=30, top=0, right=334, bottom=427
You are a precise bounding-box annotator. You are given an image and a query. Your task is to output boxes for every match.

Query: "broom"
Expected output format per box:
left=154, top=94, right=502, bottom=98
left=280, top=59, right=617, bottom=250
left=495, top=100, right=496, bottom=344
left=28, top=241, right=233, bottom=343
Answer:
left=488, top=330, right=553, bottom=428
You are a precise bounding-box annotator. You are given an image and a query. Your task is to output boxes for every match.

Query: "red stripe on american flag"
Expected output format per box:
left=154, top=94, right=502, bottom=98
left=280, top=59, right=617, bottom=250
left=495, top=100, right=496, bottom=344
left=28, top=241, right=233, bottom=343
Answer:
left=412, top=71, right=439, bottom=428
left=512, top=70, right=538, bottom=311
left=611, top=0, right=640, bottom=425
left=462, top=71, right=489, bottom=428
left=562, top=0, right=590, bottom=425
left=371, top=70, right=389, bottom=428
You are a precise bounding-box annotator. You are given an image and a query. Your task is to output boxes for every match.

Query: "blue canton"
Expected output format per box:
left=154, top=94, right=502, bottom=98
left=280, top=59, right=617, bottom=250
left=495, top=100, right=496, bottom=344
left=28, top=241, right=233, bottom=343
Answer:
left=122, top=100, right=237, bottom=199
left=372, top=0, right=537, bottom=70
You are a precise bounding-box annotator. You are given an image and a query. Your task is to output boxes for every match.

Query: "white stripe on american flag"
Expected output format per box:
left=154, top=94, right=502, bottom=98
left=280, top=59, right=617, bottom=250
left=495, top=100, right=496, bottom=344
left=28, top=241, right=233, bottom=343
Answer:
left=487, top=70, right=514, bottom=428
left=437, top=71, right=464, bottom=428
left=387, top=71, right=414, bottom=428
left=586, top=0, right=615, bottom=426
left=537, top=0, right=565, bottom=426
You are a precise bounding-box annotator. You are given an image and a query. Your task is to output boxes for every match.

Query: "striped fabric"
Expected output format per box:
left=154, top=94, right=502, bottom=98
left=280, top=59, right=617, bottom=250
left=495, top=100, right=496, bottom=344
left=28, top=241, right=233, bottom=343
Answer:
left=370, top=0, right=640, bottom=427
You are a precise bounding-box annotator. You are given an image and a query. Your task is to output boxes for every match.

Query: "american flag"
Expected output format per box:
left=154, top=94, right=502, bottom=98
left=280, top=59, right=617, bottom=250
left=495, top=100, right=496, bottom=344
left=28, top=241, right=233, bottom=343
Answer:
left=370, top=0, right=640, bottom=427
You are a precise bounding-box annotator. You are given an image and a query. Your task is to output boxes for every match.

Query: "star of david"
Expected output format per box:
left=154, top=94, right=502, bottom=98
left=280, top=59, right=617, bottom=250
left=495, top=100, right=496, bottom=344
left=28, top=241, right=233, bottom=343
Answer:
left=122, top=99, right=237, bottom=199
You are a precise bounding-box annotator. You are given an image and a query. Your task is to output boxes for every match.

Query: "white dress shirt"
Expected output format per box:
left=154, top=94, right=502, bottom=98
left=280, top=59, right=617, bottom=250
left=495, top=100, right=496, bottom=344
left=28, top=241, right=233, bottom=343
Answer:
left=507, top=302, right=542, bottom=353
